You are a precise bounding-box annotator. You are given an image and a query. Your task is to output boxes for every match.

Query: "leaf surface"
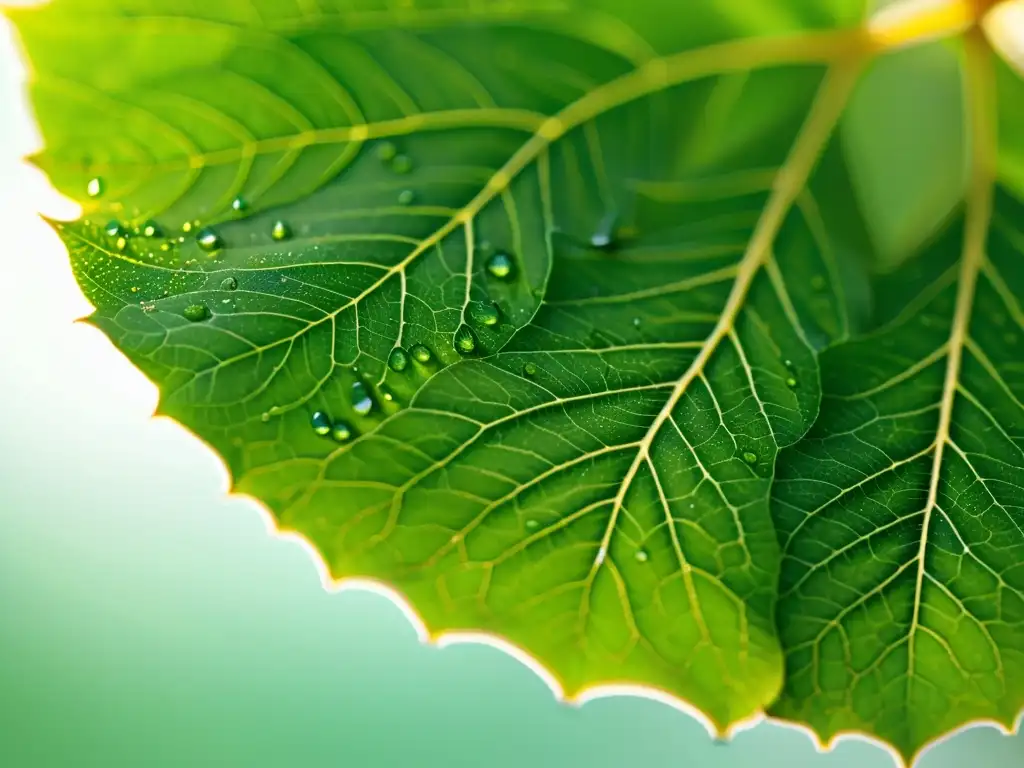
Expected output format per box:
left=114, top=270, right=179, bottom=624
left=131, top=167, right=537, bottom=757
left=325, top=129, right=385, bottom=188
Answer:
left=770, top=38, right=1024, bottom=763
left=16, top=0, right=876, bottom=729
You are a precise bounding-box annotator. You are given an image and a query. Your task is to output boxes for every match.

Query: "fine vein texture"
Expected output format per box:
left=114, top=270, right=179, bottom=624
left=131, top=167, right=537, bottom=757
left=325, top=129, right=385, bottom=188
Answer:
left=13, top=0, right=1024, bottom=764
left=770, top=36, right=1024, bottom=764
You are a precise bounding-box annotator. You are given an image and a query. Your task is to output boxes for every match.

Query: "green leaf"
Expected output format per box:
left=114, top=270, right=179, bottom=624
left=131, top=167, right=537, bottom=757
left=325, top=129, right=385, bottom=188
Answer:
left=13, top=0, right=1024, bottom=763
left=770, top=40, right=1024, bottom=764
left=16, top=0, right=874, bottom=730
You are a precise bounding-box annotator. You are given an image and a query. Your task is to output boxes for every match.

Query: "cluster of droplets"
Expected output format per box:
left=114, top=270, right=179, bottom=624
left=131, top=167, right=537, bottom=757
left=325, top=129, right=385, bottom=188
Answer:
left=311, top=410, right=354, bottom=443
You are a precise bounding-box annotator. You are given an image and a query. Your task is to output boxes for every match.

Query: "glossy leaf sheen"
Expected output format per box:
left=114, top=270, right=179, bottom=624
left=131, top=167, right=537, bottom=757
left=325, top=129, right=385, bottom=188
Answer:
left=13, top=0, right=1024, bottom=764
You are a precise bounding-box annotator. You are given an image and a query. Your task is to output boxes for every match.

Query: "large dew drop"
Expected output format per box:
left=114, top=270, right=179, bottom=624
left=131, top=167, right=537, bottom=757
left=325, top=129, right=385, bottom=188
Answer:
left=311, top=411, right=332, bottom=436
left=454, top=324, right=478, bottom=355
left=196, top=228, right=223, bottom=252
left=182, top=303, right=209, bottom=322
left=411, top=344, right=433, bottom=364
left=231, top=196, right=247, bottom=212
left=486, top=252, right=514, bottom=280
left=351, top=381, right=374, bottom=416
left=470, top=301, right=500, bottom=327
left=104, top=220, right=124, bottom=237
left=332, top=420, right=353, bottom=443
left=271, top=220, right=291, bottom=241
left=388, top=347, right=409, bottom=372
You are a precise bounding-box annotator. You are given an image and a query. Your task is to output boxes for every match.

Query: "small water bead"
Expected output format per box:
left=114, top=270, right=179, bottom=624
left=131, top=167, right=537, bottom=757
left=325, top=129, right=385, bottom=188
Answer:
left=114, top=236, right=128, bottom=252
left=261, top=411, right=271, bottom=423
left=380, top=385, right=396, bottom=403
left=376, top=141, right=397, bottom=162
left=454, top=324, right=478, bottom=355
left=397, top=189, right=415, bottom=205
left=182, top=303, right=209, bottom=322
left=742, top=451, right=758, bottom=466
left=331, top=420, right=353, bottom=443
left=231, top=196, right=247, bottom=212
left=634, top=549, right=649, bottom=563
left=311, top=411, right=332, bottom=436
left=486, top=252, right=514, bottom=280
left=785, top=376, right=798, bottom=388
left=632, top=317, right=641, bottom=328
left=810, top=274, right=827, bottom=291
left=523, top=361, right=538, bottom=377
left=196, top=228, right=223, bottom=252
left=105, top=220, right=124, bottom=237
left=411, top=343, right=433, bottom=364
left=783, top=358, right=794, bottom=369
left=86, top=177, right=104, bottom=198
left=391, top=154, right=413, bottom=174
left=182, top=221, right=194, bottom=234
left=271, top=220, right=291, bottom=241
left=470, top=301, right=500, bottom=327
left=388, top=346, right=410, bottom=372
left=221, top=276, right=238, bottom=291
left=525, top=519, right=540, bottom=530
left=351, top=380, right=374, bottom=415
left=142, top=220, right=161, bottom=238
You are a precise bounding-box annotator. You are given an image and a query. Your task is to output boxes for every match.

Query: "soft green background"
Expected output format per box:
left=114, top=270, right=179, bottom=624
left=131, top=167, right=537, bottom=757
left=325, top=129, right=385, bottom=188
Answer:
left=0, top=6, right=1021, bottom=767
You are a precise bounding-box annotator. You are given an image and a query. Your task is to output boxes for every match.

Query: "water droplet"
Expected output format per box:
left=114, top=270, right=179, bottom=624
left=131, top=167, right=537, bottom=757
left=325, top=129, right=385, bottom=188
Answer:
left=142, top=220, right=161, bottom=238
left=182, top=221, right=194, bottom=234
left=376, top=141, right=397, bottom=162
left=454, top=324, right=478, bottom=355
left=635, top=549, right=649, bottom=563
left=182, top=303, right=209, bottom=322
left=397, top=189, right=415, bottom=205
left=196, top=228, right=223, bottom=252
left=785, top=376, right=798, bottom=388
left=632, top=317, right=641, bottom=328
left=411, top=344, right=433, bottom=364
left=525, top=519, right=540, bottom=530
left=231, top=196, right=247, bottom=212
left=388, top=347, right=409, bottom=372
left=380, top=385, right=395, bottom=402
left=783, top=358, right=794, bottom=369
left=331, top=420, right=353, bottom=442
left=311, top=411, right=332, bottom=436
left=114, top=236, right=128, bottom=252
left=391, top=154, right=413, bottom=174
left=104, top=220, right=124, bottom=237
left=351, top=380, right=374, bottom=416
left=810, top=274, right=827, bottom=291
left=261, top=411, right=271, bottom=423
left=220, top=276, right=238, bottom=291
left=271, top=220, right=291, bottom=241
left=130, top=286, right=139, bottom=294
left=742, top=451, right=758, bottom=466
left=523, top=361, right=538, bottom=377
left=470, top=301, right=500, bottom=327
left=590, top=211, right=618, bottom=250
left=86, top=177, right=103, bottom=198
left=486, top=252, right=514, bottom=280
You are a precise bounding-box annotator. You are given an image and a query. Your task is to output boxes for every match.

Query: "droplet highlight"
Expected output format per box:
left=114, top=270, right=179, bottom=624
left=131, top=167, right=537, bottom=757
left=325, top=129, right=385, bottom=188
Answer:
left=231, top=196, right=247, bottom=212
left=635, top=549, right=649, bottom=563
left=142, top=220, right=161, bottom=238
left=86, top=177, right=104, bottom=198
left=397, top=189, right=415, bottom=205
left=742, top=451, right=758, bottom=466
left=220, top=276, right=238, bottom=291
left=523, top=361, right=538, bottom=377
left=104, top=220, right=124, bottom=237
